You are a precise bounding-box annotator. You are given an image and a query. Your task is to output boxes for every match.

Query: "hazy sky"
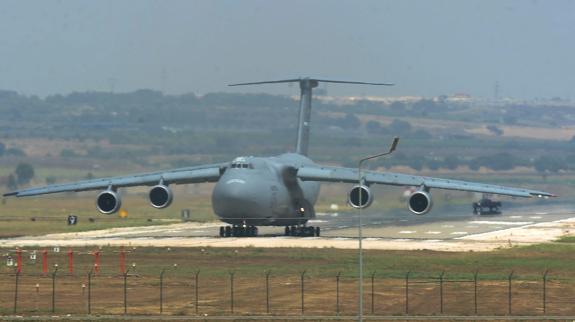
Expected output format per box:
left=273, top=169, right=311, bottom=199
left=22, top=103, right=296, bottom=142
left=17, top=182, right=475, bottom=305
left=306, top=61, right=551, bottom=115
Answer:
left=0, top=0, right=573, bottom=99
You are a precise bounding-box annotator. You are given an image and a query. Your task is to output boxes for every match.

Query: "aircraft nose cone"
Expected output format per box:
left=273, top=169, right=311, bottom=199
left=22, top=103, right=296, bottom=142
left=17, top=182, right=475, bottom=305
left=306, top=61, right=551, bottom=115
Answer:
left=212, top=178, right=264, bottom=222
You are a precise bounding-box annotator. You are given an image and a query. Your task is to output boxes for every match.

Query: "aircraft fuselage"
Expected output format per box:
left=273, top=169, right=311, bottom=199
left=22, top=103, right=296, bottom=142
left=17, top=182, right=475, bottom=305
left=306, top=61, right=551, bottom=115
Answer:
left=212, top=153, right=320, bottom=226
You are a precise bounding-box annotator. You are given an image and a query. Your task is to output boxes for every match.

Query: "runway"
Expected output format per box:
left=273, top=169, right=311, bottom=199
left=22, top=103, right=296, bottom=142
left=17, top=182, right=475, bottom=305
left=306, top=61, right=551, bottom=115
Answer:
left=1, top=201, right=574, bottom=252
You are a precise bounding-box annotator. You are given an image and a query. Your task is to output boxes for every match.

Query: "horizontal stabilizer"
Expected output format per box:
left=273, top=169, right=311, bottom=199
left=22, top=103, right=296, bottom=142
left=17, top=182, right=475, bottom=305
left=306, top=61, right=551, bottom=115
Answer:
left=229, top=77, right=394, bottom=87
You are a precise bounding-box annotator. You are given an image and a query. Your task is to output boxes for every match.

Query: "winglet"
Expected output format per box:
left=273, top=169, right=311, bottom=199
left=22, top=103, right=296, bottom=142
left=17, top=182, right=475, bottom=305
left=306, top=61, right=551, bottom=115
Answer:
left=3, top=191, right=18, bottom=197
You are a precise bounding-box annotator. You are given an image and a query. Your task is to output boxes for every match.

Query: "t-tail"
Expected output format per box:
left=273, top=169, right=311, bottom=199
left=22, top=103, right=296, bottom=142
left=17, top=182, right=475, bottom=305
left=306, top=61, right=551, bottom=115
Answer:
left=229, top=77, right=393, bottom=156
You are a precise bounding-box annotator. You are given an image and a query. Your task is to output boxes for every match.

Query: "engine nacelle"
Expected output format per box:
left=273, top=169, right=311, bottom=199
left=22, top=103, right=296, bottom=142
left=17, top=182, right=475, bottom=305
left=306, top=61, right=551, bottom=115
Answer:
left=348, top=185, right=373, bottom=209
left=149, top=184, right=173, bottom=209
left=408, top=189, right=433, bottom=215
left=96, top=190, right=122, bottom=215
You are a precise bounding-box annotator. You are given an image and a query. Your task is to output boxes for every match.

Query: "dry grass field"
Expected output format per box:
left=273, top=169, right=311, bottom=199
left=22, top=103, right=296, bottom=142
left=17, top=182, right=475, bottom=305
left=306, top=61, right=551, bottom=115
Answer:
left=1, top=245, right=575, bottom=317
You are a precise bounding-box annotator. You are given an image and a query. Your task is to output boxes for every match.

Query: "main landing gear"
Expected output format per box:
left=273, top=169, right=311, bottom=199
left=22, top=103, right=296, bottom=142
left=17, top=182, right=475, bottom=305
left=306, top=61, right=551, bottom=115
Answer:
left=219, top=225, right=258, bottom=237
left=220, top=225, right=258, bottom=237
left=284, top=225, right=320, bottom=237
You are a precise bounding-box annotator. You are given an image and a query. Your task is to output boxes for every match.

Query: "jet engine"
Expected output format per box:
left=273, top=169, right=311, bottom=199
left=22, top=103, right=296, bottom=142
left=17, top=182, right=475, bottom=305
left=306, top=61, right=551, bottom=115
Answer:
left=348, top=185, right=373, bottom=209
left=149, top=184, right=173, bottom=209
left=96, top=190, right=122, bottom=214
left=408, top=189, right=433, bottom=215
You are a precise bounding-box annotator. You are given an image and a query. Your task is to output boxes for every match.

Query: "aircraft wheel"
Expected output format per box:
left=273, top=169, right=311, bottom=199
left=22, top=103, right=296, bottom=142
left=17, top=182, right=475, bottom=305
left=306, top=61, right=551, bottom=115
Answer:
left=290, top=226, right=297, bottom=236
left=253, top=226, right=258, bottom=237
left=232, top=226, right=239, bottom=237
left=219, top=226, right=225, bottom=237
left=285, top=226, right=290, bottom=236
left=225, top=226, right=232, bottom=237
left=315, top=226, right=320, bottom=237
left=306, top=226, right=314, bottom=237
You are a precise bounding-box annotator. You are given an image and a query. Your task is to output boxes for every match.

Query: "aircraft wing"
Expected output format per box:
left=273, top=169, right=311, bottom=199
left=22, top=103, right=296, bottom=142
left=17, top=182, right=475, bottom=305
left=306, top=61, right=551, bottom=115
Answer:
left=297, top=165, right=554, bottom=198
left=4, top=163, right=227, bottom=197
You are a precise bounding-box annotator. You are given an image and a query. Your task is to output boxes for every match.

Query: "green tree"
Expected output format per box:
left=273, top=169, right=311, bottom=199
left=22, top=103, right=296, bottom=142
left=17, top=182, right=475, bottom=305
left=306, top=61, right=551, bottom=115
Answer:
left=365, top=121, right=386, bottom=134
left=389, top=101, right=406, bottom=113
left=443, top=155, right=460, bottom=170
left=389, top=119, right=412, bottom=134
left=15, top=162, right=35, bottom=185
left=534, top=155, right=566, bottom=173
left=6, top=174, right=17, bottom=190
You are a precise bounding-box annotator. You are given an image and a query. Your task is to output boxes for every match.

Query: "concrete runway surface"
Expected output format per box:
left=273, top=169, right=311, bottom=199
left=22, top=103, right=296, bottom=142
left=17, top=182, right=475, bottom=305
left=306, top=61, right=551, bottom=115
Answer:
left=1, top=201, right=574, bottom=252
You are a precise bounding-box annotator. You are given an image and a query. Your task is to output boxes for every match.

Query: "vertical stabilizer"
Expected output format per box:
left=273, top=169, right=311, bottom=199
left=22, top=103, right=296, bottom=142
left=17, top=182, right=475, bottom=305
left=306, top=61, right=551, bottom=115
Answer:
left=295, top=78, right=317, bottom=156
left=229, top=77, right=393, bottom=156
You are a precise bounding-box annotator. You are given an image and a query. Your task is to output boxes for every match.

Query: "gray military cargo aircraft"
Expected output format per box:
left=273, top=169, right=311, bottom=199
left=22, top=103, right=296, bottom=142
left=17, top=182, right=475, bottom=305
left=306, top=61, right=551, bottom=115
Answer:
left=4, top=78, right=554, bottom=237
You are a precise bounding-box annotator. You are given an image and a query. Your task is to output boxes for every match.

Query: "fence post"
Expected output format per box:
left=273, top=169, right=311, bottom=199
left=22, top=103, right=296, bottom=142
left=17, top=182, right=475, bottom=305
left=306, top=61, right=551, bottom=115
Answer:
left=13, top=270, right=20, bottom=314
left=336, top=272, right=341, bottom=316
left=123, top=270, right=128, bottom=314
left=405, top=271, right=410, bottom=315
left=35, top=283, right=40, bottom=312
left=122, top=263, right=136, bottom=314
left=229, top=271, right=235, bottom=314
left=439, top=271, right=445, bottom=314
left=543, top=270, right=548, bottom=315
left=473, top=270, right=478, bottom=315
left=508, top=270, right=514, bottom=315
left=88, top=268, right=94, bottom=314
left=300, top=270, right=306, bottom=315
left=52, top=264, right=59, bottom=313
left=371, top=271, right=376, bottom=315
left=194, top=270, right=200, bottom=315
left=160, top=268, right=166, bottom=314
left=265, top=270, right=271, bottom=314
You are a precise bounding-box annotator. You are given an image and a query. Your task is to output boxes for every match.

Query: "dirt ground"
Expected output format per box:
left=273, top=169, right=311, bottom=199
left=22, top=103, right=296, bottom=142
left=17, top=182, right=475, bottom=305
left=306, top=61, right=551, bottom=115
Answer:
left=2, top=273, right=574, bottom=317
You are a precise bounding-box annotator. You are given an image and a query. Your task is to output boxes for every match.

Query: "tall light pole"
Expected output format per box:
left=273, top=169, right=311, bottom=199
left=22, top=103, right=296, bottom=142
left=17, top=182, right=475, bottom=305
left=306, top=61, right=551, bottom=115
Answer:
left=357, top=137, right=399, bottom=322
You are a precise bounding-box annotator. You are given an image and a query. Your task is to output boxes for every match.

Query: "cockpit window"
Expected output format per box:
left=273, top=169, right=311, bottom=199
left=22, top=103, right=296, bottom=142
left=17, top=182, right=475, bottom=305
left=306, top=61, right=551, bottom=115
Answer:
left=230, top=158, right=253, bottom=169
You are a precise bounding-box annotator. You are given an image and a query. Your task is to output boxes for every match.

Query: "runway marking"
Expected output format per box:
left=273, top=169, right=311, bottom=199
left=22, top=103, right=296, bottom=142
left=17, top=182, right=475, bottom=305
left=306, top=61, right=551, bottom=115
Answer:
left=465, top=226, right=478, bottom=229
left=399, top=231, right=416, bottom=234
left=308, top=220, right=327, bottom=223
left=442, top=225, right=454, bottom=228
left=451, top=231, right=468, bottom=235
left=317, top=212, right=339, bottom=217
left=337, top=226, right=348, bottom=229
left=510, top=216, right=523, bottom=219
left=471, top=221, right=533, bottom=226
left=530, top=216, right=542, bottom=219
left=425, top=231, right=441, bottom=235
left=400, top=219, right=408, bottom=222
left=536, top=212, right=548, bottom=215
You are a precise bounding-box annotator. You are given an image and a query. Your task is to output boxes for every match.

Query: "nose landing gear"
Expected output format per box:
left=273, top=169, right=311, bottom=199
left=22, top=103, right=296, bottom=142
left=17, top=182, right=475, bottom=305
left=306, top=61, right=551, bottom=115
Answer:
left=284, top=225, right=320, bottom=237
left=219, top=225, right=258, bottom=237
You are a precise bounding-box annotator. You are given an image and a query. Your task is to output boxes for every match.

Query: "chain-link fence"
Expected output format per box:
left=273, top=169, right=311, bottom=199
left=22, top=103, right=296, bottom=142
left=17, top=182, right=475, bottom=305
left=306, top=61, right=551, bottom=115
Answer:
left=1, top=269, right=574, bottom=317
